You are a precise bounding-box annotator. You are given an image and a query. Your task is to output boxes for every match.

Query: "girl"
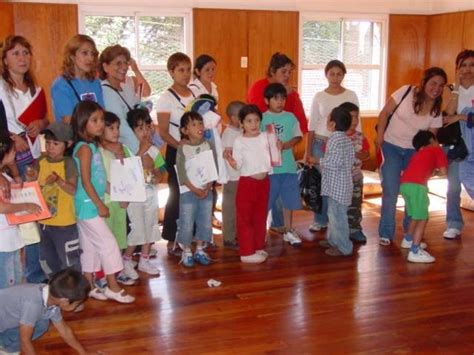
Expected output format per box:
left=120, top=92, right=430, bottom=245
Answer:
left=189, top=54, right=218, bottom=103
left=176, top=112, right=215, bottom=267
left=226, top=105, right=272, bottom=264
left=51, top=34, right=104, bottom=123
left=71, top=101, right=134, bottom=303
left=0, top=133, right=41, bottom=289
left=157, top=52, right=195, bottom=255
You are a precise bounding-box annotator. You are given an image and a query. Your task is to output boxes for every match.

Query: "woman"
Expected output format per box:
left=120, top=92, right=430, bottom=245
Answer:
left=306, top=60, right=359, bottom=233
left=376, top=67, right=447, bottom=246
left=51, top=34, right=104, bottom=123
left=189, top=54, right=218, bottom=102
left=442, top=49, right=474, bottom=240
left=99, top=44, right=151, bottom=154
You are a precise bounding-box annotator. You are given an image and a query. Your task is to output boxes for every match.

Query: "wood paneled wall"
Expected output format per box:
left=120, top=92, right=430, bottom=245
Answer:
left=0, top=3, right=14, bottom=40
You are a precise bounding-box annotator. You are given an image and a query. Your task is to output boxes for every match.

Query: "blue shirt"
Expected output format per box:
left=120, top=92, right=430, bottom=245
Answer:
left=51, top=76, right=104, bottom=122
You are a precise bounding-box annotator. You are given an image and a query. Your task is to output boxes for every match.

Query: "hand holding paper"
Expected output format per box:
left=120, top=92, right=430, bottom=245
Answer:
left=265, top=124, right=282, bottom=167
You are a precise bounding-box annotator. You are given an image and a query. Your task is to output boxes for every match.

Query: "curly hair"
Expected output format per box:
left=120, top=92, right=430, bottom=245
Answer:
left=413, top=67, right=447, bottom=117
left=61, top=34, right=99, bottom=81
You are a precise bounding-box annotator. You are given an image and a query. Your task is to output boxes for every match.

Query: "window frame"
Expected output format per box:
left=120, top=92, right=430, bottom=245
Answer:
left=298, top=12, right=389, bottom=116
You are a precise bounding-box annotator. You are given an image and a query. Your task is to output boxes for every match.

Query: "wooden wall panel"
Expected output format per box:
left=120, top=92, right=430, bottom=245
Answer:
left=247, top=10, right=299, bottom=88
left=0, top=3, right=14, bottom=40
left=461, top=11, right=474, bottom=50
left=13, top=3, right=78, bottom=121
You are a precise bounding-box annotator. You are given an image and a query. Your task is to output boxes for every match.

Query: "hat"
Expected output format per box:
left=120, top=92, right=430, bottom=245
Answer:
left=42, top=122, right=73, bottom=142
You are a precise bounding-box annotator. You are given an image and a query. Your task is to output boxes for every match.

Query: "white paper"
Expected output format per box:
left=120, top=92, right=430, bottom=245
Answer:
left=110, top=156, right=147, bottom=202
left=178, top=150, right=218, bottom=194
left=266, top=125, right=282, bottom=167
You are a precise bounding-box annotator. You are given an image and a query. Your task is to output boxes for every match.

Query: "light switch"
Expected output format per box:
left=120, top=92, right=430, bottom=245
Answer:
left=240, top=56, right=248, bottom=68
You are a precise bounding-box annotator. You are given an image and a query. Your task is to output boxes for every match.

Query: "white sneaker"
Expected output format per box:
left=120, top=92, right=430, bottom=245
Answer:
left=241, top=253, right=266, bottom=264
left=122, top=259, right=139, bottom=280
left=283, top=230, right=302, bottom=246
left=256, top=250, right=269, bottom=258
left=104, top=287, right=135, bottom=303
left=89, top=287, right=107, bottom=301
left=401, top=238, right=427, bottom=249
left=309, top=222, right=327, bottom=232
left=138, top=258, right=160, bottom=276
left=443, top=228, right=461, bottom=239
left=407, top=249, right=435, bottom=263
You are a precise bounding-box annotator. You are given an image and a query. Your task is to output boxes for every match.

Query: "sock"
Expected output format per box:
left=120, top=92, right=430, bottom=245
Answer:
left=410, top=244, right=420, bottom=253
left=404, top=234, right=413, bottom=242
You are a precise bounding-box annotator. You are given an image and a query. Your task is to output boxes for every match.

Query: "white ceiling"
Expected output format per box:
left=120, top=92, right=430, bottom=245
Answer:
left=8, top=0, right=474, bottom=14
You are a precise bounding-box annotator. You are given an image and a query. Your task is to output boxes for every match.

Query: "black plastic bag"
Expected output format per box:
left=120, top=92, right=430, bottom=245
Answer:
left=298, top=164, right=322, bottom=213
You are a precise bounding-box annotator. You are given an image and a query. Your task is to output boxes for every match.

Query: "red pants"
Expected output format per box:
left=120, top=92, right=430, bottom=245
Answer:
left=236, top=176, right=270, bottom=256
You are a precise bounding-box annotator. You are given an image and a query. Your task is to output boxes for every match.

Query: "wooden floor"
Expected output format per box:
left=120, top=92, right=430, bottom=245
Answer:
left=36, top=195, right=474, bottom=354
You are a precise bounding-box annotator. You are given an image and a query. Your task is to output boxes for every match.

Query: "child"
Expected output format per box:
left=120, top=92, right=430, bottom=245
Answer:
left=0, top=133, right=41, bottom=289
left=221, top=101, right=245, bottom=249
left=37, top=122, right=81, bottom=278
left=400, top=130, right=448, bottom=263
left=226, top=105, right=272, bottom=264
left=261, top=83, right=303, bottom=246
left=176, top=111, right=216, bottom=267
left=338, top=102, right=370, bottom=243
left=0, top=269, right=90, bottom=354
left=71, top=100, right=134, bottom=303
left=319, top=107, right=355, bottom=256
left=121, top=108, right=163, bottom=276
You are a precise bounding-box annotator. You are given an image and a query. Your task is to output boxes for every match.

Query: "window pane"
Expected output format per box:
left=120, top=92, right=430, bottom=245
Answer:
left=302, top=21, right=341, bottom=65
left=143, top=70, right=173, bottom=107
left=300, top=69, right=327, bottom=114
left=343, top=21, right=382, bottom=65
left=345, top=69, right=381, bottom=111
left=84, top=15, right=136, bottom=54
left=138, top=16, right=184, bottom=66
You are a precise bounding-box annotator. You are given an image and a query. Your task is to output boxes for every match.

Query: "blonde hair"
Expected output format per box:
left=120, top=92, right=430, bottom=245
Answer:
left=99, top=45, right=131, bottom=80
left=61, top=34, right=99, bottom=80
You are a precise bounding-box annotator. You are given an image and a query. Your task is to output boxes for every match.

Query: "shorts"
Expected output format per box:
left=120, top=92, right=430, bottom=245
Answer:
left=400, top=183, right=429, bottom=220
left=268, top=173, right=302, bottom=211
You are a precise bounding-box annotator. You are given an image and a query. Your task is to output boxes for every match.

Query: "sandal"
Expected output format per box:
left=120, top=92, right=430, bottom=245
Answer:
left=379, top=238, right=391, bottom=246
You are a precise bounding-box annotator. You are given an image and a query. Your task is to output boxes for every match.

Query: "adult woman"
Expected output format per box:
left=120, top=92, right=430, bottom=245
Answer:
left=442, top=50, right=474, bottom=239
left=99, top=44, right=151, bottom=154
left=376, top=67, right=447, bottom=246
left=51, top=34, right=104, bottom=123
left=306, top=60, right=359, bottom=233
left=189, top=54, right=218, bottom=102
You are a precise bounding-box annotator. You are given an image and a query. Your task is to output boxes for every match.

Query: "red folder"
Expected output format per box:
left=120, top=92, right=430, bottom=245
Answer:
left=17, top=88, right=47, bottom=142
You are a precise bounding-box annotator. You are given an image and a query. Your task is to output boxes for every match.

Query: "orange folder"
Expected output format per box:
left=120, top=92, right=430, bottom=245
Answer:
left=5, top=181, right=51, bottom=225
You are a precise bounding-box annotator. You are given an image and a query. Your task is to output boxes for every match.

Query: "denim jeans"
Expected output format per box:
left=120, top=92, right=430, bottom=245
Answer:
left=177, top=190, right=213, bottom=247
left=24, top=243, right=46, bottom=283
left=378, top=141, right=415, bottom=240
left=312, top=137, right=328, bottom=225
left=0, top=250, right=22, bottom=289
left=445, top=152, right=464, bottom=230
left=269, top=197, right=284, bottom=228
left=0, top=319, right=49, bottom=352
left=327, top=197, right=352, bottom=255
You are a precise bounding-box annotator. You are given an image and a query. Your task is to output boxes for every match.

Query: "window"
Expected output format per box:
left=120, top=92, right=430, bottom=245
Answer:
left=80, top=7, right=191, bottom=107
left=299, top=15, right=387, bottom=115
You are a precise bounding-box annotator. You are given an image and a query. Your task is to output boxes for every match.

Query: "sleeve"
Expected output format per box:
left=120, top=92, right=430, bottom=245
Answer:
left=49, top=307, right=63, bottom=324
left=232, top=138, right=243, bottom=170
left=289, top=92, right=308, bottom=133
left=175, top=145, right=188, bottom=186
left=349, top=90, right=360, bottom=107
left=291, top=114, right=303, bottom=138
left=247, top=80, right=268, bottom=113
left=64, top=157, right=78, bottom=181
left=51, top=78, right=76, bottom=122
left=361, top=135, right=370, bottom=153
left=19, top=300, right=43, bottom=327
left=391, top=85, right=411, bottom=103
left=308, top=92, right=321, bottom=132
left=221, top=129, right=232, bottom=148
left=435, top=147, right=449, bottom=169
left=156, top=92, right=173, bottom=113
left=93, top=80, right=105, bottom=108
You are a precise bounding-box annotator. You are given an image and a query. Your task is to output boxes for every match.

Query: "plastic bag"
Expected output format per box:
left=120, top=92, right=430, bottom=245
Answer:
left=298, top=164, right=322, bottom=213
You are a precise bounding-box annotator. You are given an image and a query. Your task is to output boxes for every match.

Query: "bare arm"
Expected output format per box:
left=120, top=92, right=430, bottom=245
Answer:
left=130, top=58, right=152, bottom=97
left=305, top=131, right=316, bottom=165
left=282, top=136, right=302, bottom=150
left=0, top=200, right=41, bottom=214
left=54, top=320, right=87, bottom=355
left=157, top=112, right=180, bottom=149
left=19, top=324, right=36, bottom=355
left=376, top=97, right=397, bottom=146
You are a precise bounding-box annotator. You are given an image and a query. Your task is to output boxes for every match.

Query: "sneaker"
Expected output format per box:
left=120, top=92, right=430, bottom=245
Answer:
left=180, top=250, right=194, bottom=267
left=256, top=249, right=269, bottom=258
left=89, top=288, right=107, bottom=301
left=131, top=260, right=138, bottom=268
left=117, top=272, right=136, bottom=286
left=350, top=231, right=367, bottom=243
left=319, top=240, right=331, bottom=248
left=325, top=247, right=344, bottom=256
left=138, top=258, right=160, bottom=276
left=94, top=277, right=107, bottom=289
left=122, top=259, right=139, bottom=280
left=149, top=248, right=158, bottom=258
left=283, top=230, right=302, bottom=246
left=400, top=238, right=427, bottom=249
left=104, top=287, right=135, bottom=303
left=241, top=253, right=266, bottom=264
left=194, top=250, right=211, bottom=265
left=168, top=245, right=183, bottom=257
left=379, top=238, right=391, bottom=246
left=443, top=228, right=461, bottom=239
left=309, top=222, right=327, bottom=232
left=407, top=249, right=435, bottom=263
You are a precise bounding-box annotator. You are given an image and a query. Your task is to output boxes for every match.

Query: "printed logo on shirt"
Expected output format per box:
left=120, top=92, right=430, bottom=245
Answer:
left=274, top=123, right=284, bottom=138
left=80, top=92, right=98, bottom=103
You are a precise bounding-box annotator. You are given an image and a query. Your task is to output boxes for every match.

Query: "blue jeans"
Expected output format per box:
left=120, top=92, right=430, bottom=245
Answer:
left=378, top=142, right=416, bottom=240
left=177, top=190, right=213, bottom=247
left=0, top=319, right=49, bottom=352
left=269, top=198, right=284, bottom=228
left=445, top=152, right=464, bottom=231
left=0, top=250, right=22, bottom=289
left=312, top=137, right=328, bottom=225
left=327, top=197, right=352, bottom=255
left=24, top=243, right=46, bottom=283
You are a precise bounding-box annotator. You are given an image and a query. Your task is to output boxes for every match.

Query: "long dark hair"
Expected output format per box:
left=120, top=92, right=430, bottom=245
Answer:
left=455, top=49, right=474, bottom=68
left=266, top=52, right=294, bottom=77
left=413, top=67, right=447, bottom=117
left=71, top=101, right=104, bottom=142
left=0, top=132, right=14, bottom=164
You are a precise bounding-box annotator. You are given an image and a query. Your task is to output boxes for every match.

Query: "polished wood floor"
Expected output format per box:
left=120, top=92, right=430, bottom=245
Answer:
left=36, top=195, right=474, bottom=354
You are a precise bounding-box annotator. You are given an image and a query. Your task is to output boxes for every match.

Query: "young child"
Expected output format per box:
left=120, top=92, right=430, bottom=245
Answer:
left=0, top=269, right=90, bottom=354
left=261, top=83, right=303, bottom=246
left=176, top=111, right=216, bottom=267
left=0, top=133, right=41, bottom=289
left=338, top=102, right=370, bottom=243
left=319, top=107, right=355, bottom=256
left=37, top=122, right=81, bottom=278
left=226, top=105, right=272, bottom=264
left=71, top=101, right=134, bottom=303
left=121, top=108, right=163, bottom=276
left=221, top=101, right=245, bottom=249
left=400, top=130, right=448, bottom=263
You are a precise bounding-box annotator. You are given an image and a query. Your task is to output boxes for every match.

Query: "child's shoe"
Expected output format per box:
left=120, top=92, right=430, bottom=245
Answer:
left=180, top=250, right=194, bottom=267
left=122, top=258, right=139, bottom=280
left=138, top=258, right=160, bottom=275
left=443, top=228, right=461, bottom=239
left=104, top=287, right=135, bottom=303
left=89, top=288, right=107, bottom=301
left=407, top=249, right=435, bottom=263
left=117, top=272, right=136, bottom=286
left=349, top=231, right=367, bottom=243
left=241, top=253, right=266, bottom=264
left=256, top=249, right=269, bottom=258
left=194, top=250, right=211, bottom=265
left=283, top=230, right=302, bottom=246
left=401, top=238, right=427, bottom=249
left=308, top=222, right=327, bottom=232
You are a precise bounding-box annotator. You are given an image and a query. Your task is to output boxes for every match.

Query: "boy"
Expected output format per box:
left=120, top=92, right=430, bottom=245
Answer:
left=319, top=107, right=355, bottom=256
left=37, top=122, right=81, bottom=278
left=221, top=101, right=245, bottom=249
left=339, top=102, right=370, bottom=243
left=400, top=130, right=447, bottom=263
left=0, top=269, right=90, bottom=354
left=261, top=83, right=303, bottom=246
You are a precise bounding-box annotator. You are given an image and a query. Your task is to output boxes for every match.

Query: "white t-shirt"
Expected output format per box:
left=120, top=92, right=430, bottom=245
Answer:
left=308, top=89, right=359, bottom=136
left=189, top=78, right=219, bottom=103
left=457, top=85, right=474, bottom=114
left=221, top=125, right=242, bottom=181
left=384, top=85, right=443, bottom=149
left=156, top=90, right=195, bottom=141
left=232, top=133, right=272, bottom=177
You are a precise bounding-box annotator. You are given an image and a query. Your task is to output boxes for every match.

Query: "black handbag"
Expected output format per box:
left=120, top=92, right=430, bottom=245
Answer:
left=298, top=164, right=322, bottom=213
left=446, top=139, right=468, bottom=162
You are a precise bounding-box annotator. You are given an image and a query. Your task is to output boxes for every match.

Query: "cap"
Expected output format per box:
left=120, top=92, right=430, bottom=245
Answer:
left=42, top=122, right=73, bottom=142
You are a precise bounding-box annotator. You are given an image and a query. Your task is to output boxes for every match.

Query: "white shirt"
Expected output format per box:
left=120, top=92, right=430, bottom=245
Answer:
left=156, top=90, right=195, bottom=141
left=0, top=79, right=36, bottom=134
left=221, top=125, right=242, bottom=181
left=232, top=133, right=272, bottom=177
left=189, top=78, right=219, bottom=103
left=458, top=85, right=474, bottom=114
